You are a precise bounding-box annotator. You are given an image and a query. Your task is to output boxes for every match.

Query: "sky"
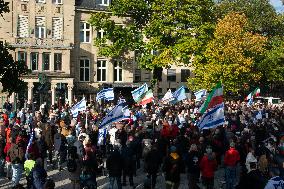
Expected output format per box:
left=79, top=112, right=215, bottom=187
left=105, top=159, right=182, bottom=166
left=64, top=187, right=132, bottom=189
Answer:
left=270, top=0, right=284, bottom=13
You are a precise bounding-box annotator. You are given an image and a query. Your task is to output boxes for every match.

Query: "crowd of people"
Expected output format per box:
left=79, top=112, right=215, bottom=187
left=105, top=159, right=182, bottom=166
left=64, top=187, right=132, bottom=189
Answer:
left=0, top=98, right=284, bottom=189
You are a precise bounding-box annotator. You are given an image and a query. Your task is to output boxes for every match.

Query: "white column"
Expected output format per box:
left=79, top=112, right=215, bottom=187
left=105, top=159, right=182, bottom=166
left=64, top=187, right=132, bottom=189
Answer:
left=27, top=82, right=34, bottom=102
left=51, top=83, right=57, bottom=105
left=67, top=84, right=73, bottom=105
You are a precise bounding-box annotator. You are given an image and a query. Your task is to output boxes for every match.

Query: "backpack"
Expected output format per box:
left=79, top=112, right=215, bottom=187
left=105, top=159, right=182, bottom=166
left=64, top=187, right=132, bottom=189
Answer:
left=67, top=158, right=77, bottom=172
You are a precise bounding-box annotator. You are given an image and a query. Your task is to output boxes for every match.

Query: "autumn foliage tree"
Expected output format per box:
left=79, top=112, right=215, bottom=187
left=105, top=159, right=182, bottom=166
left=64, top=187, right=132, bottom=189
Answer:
left=188, top=12, right=267, bottom=93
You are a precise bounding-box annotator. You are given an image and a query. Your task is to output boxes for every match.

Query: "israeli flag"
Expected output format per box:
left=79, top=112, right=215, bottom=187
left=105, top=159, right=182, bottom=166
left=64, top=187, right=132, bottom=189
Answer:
left=131, top=83, right=148, bottom=102
left=70, top=98, right=87, bottom=117
left=96, top=88, right=115, bottom=102
left=98, top=128, right=107, bottom=146
left=194, top=89, right=207, bottom=101
left=171, top=86, right=187, bottom=103
left=247, top=97, right=253, bottom=107
left=198, top=103, right=225, bottom=130
left=99, top=101, right=130, bottom=129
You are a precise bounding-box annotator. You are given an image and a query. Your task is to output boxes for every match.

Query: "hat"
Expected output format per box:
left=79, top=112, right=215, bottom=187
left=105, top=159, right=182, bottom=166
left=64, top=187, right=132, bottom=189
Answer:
left=170, top=146, right=177, bottom=153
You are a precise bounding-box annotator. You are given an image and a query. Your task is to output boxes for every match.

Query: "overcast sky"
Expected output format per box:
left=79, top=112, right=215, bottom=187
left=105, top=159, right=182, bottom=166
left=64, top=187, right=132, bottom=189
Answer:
left=270, top=0, right=284, bottom=12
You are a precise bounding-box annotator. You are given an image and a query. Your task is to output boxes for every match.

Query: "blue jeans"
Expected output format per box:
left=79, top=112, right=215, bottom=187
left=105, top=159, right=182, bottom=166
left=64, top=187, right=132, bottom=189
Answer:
left=12, top=163, right=23, bottom=186
left=109, top=176, right=122, bottom=189
left=225, top=166, right=237, bottom=189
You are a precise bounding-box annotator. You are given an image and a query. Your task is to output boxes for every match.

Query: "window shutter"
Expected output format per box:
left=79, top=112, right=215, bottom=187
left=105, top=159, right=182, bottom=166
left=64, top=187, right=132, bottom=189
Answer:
left=18, top=15, right=29, bottom=37
left=52, top=18, right=63, bottom=39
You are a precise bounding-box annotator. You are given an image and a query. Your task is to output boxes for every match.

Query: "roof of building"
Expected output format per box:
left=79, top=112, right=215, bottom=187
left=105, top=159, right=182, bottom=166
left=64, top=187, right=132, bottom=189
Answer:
left=75, top=0, right=109, bottom=11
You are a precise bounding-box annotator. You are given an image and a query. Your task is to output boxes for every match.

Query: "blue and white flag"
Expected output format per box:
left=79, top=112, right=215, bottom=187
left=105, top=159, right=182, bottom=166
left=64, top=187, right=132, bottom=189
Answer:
left=131, top=83, right=148, bottom=102
left=161, top=89, right=174, bottom=104
left=99, top=101, right=130, bottom=129
left=194, top=89, right=207, bottom=101
left=96, top=88, right=115, bottom=102
left=171, top=86, right=187, bottom=103
left=247, top=97, right=253, bottom=107
left=198, top=103, right=225, bottom=130
left=25, top=130, right=34, bottom=159
left=71, top=98, right=87, bottom=117
left=97, top=128, right=107, bottom=146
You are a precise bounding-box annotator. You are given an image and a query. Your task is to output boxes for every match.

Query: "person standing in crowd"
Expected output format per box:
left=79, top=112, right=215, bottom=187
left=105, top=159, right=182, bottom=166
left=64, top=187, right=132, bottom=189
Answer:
left=24, top=154, right=35, bottom=189
left=7, top=137, right=25, bottom=187
left=0, top=134, right=6, bottom=177
left=224, top=142, right=240, bottom=189
left=200, top=145, right=217, bottom=189
left=107, top=142, right=123, bottom=189
left=264, top=167, right=284, bottom=189
left=162, top=146, right=182, bottom=189
left=143, top=143, right=162, bottom=189
left=185, top=144, right=201, bottom=189
left=31, top=158, right=47, bottom=189
left=4, top=136, right=12, bottom=180
left=237, top=160, right=267, bottom=189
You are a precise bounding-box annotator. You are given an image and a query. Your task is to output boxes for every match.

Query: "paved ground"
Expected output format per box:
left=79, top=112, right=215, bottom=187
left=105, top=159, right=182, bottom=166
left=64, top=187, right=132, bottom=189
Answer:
left=0, top=162, right=228, bottom=189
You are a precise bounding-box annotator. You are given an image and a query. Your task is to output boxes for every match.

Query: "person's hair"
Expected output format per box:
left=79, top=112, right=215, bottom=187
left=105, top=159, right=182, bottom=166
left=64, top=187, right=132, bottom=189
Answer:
left=12, top=184, right=25, bottom=189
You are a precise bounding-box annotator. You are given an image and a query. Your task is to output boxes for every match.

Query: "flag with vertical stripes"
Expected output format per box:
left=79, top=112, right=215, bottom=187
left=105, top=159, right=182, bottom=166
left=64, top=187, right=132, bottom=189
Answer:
left=131, top=83, right=148, bottom=102
left=199, top=82, right=223, bottom=114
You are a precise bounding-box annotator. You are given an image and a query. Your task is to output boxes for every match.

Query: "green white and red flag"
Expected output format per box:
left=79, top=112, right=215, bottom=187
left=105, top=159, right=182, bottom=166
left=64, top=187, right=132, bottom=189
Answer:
left=199, top=82, right=223, bottom=114
left=137, top=89, right=154, bottom=105
left=245, top=87, right=260, bottom=101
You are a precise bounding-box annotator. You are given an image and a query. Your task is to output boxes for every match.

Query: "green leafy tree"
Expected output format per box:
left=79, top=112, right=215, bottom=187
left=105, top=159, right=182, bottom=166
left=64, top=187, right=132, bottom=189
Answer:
left=215, top=0, right=284, bottom=37
left=0, top=0, right=30, bottom=95
left=89, top=0, right=215, bottom=73
left=188, top=12, right=267, bottom=93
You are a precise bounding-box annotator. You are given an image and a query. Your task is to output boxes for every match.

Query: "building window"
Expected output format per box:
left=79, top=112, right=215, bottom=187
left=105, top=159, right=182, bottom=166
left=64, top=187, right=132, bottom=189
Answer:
left=167, top=69, right=176, bottom=82
left=18, top=15, right=29, bottom=38
left=52, top=17, right=63, bottom=40
left=18, top=51, right=27, bottom=64
left=80, top=59, right=90, bottom=82
left=97, top=28, right=106, bottom=39
left=134, top=69, right=141, bottom=82
left=52, top=0, right=62, bottom=4
left=144, top=70, right=151, bottom=81
left=54, top=53, right=62, bottom=71
left=30, top=52, right=38, bottom=71
left=181, top=69, right=190, bottom=82
left=114, top=61, right=123, bottom=82
left=37, top=0, right=45, bottom=3
left=35, top=17, right=46, bottom=38
left=80, top=22, right=91, bottom=43
left=42, top=53, right=50, bottom=71
left=97, top=60, right=106, bottom=82
left=99, top=0, right=110, bottom=6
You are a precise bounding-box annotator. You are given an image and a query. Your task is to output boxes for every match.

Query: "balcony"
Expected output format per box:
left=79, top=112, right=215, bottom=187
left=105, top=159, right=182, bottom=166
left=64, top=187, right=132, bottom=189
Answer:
left=10, top=37, right=73, bottom=49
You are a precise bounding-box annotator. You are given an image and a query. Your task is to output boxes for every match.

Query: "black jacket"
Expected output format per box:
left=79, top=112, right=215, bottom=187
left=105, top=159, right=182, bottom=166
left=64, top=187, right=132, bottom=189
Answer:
left=144, top=147, right=162, bottom=174
left=186, top=150, right=201, bottom=176
left=106, top=149, right=123, bottom=177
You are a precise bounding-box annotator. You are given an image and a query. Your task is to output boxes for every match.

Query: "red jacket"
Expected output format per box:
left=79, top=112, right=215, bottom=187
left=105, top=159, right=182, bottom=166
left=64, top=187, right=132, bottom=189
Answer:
left=224, top=147, right=240, bottom=167
left=4, top=142, right=12, bottom=162
left=200, top=155, right=217, bottom=178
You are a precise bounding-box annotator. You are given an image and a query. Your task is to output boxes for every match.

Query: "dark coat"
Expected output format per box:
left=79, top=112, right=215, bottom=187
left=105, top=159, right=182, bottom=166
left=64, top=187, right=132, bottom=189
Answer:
left=185, top=150, right=201, bottom=176
left=163, top=153, right=182, bottom=183
left=236, top=169, right=267, bottom=189
left=144, top=147, right=162, bottom=174
left=32, top=165, right=47, bottom=189
left=106, top=149, right=123, bottom=177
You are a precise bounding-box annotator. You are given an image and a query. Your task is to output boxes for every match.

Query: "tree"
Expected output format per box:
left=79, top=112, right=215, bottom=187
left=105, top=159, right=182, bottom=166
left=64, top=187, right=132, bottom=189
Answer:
left=0, top=0, right=30, bottom=95
left=214, top=0, right=284, bottom=37
left=188, top=12, right=267, bottom=93
left=89, top=0, right=215, bottom=73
